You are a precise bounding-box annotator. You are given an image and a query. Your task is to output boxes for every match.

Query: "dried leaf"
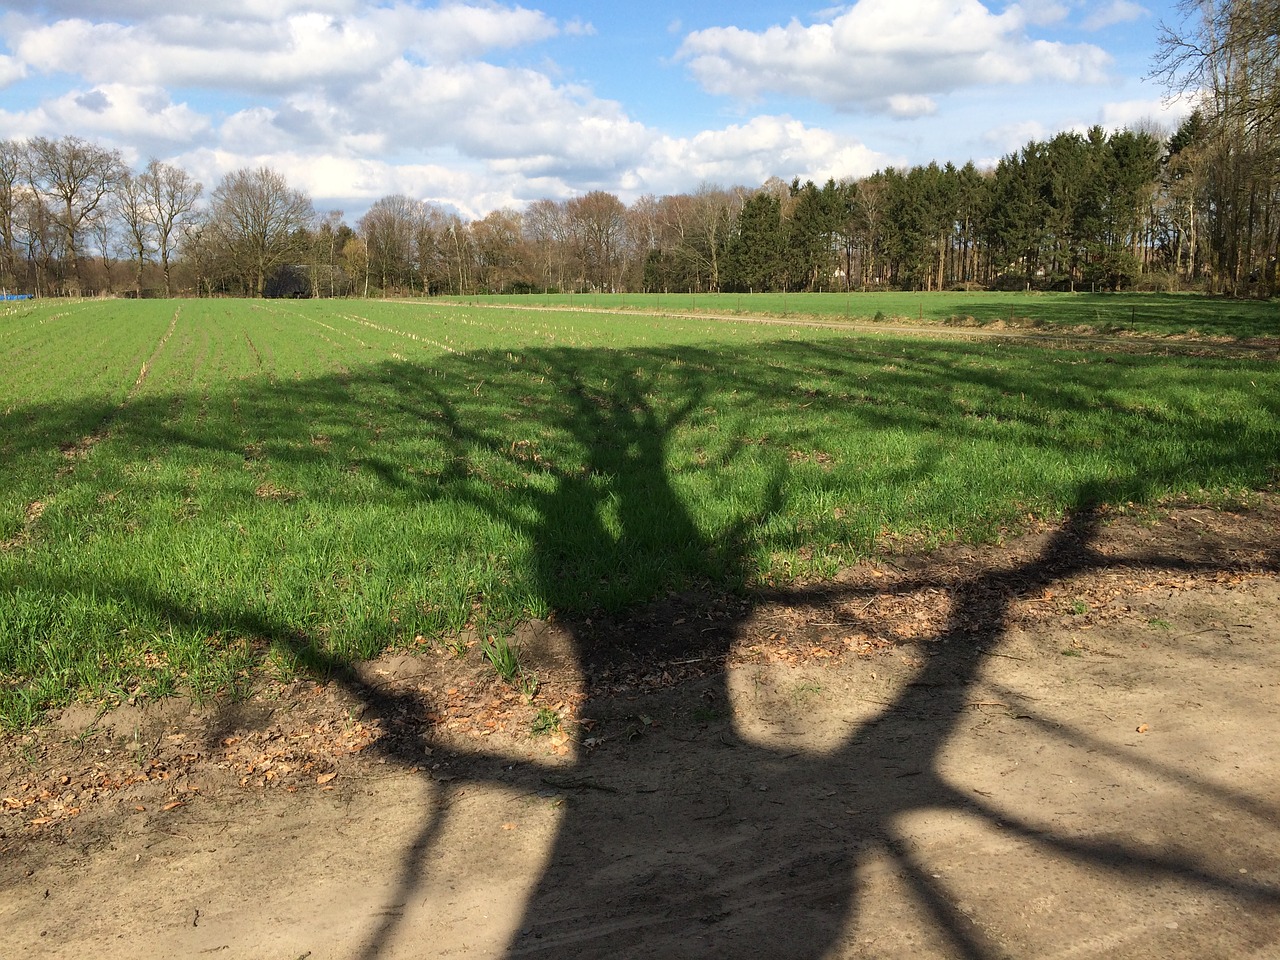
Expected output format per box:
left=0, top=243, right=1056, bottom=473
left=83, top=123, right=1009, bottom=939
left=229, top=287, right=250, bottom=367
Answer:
left=162, top=800, right=186, bottom=812
left=316, top=771, right=338, bottom=785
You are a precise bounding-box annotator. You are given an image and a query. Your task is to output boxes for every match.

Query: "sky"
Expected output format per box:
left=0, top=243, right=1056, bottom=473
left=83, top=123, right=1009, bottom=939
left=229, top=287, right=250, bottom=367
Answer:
left=0, top=1, right=1195, bottom=220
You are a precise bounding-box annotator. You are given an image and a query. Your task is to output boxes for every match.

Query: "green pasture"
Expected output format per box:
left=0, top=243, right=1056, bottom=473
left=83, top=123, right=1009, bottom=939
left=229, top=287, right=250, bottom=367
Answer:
left=449, top=290, right=1280, bottom=339
left=1, top=297, right=1277, bottom=727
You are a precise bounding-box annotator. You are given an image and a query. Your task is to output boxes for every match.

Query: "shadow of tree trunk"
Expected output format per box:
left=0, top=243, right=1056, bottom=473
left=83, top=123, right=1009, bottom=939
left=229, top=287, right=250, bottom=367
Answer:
left=329, top=367, right=1278, bottom=958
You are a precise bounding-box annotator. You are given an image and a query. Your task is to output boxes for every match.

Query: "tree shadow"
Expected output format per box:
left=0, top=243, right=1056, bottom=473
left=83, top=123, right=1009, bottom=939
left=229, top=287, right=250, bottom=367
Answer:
left=4, top=334, right=1279, bottom=954
left=956, top=292, right=1280, bottom=339
left=304, top=349, right=1275, bottom=957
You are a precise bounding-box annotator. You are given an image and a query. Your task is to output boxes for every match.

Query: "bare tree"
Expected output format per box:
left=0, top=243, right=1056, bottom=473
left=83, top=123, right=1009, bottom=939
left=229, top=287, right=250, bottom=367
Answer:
left=359, top=195, right=420, bottom=294
left=443, top=213, right=474, bottom=295
left=1155, top=0, right=1279, bottom=293
left=470, top=208, right=527, bottom=293
left=208, top=167, right=314, bottom=297
left=116, top=170, right=152, bottom=296
left=178, top=212, right=217, bottom=297
left=623, top=194, right=662, bottom=292
left=311, top=210, right=348, bottom=298
left=524, top=198, right=571, bottom=293
left=140, top=160, right=201, bottom=297
left=566, top=191, right=627, bottom=292
left=653, top=193, right=696, bottom=290
left=686, top=184, right=744, bottom=292
left=26, top=135, right=124, bottom=295
left=413, top=204, right=453, bottom=296
left=87, top=198, right=118, bottom=294
left=16, top=190, right=58, bottom=298
left=0, top=140, right=27, bottom=292
left=1156, top=0, right=1279, bottom=135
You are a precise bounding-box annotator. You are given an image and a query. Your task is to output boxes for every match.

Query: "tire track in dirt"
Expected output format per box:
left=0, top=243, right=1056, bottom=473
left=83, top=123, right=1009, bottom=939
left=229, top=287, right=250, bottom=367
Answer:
left=129, top=308, right=180, bottom=399
left=0, top=304, right=86, bottom=343
left=2, top=308, right=181, bottom=553
left=255, top=302, right=372, bottom=350
left=269, top=301, right=466, bottom=356
left=339, top=311, right=464, bottom=355
left=71, top=306, right=179, bottom=456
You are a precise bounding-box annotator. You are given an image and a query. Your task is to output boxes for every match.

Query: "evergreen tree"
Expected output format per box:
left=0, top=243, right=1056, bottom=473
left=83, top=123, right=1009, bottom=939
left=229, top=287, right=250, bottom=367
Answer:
left=724, top=191, right=783, bottom=292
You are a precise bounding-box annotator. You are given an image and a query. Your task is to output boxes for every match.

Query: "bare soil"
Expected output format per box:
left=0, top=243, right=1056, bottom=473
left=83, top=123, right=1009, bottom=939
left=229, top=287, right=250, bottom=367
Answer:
left=3, top=497, right=1279, bottom=959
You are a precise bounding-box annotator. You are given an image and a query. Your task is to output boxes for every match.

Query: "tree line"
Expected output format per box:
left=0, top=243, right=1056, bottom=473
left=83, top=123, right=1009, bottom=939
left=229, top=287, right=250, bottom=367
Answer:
left=1, top=2, right=1275, bottom=302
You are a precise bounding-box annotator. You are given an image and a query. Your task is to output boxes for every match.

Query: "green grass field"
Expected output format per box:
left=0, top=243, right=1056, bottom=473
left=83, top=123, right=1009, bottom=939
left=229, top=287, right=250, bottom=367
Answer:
left=2, top=296, right=1277, bottom=727
left=451, top=290, right=1280, bottom=339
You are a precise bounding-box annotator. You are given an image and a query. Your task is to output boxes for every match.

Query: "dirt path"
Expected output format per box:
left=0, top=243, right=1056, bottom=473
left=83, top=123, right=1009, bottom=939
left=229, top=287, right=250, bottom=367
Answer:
left=3, top=500, right=1279, bottom=959
left=409, top=299, right=1280, bottom=359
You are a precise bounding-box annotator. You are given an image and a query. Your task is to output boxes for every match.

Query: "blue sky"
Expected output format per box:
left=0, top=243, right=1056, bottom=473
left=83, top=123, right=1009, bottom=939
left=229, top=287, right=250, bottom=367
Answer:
left=0, top=1, right=1192, bottom=219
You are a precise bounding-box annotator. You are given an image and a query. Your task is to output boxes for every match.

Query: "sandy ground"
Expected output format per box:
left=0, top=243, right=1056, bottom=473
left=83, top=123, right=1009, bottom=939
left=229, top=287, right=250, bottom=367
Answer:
left=3, top=498, right=1279, bottom=959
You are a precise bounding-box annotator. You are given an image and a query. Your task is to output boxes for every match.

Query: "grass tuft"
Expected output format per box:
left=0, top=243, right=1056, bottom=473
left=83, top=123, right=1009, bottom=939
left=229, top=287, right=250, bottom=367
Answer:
left=531, top=706, right=561, bottom=736
left=481, top=635, right=520, bottom=684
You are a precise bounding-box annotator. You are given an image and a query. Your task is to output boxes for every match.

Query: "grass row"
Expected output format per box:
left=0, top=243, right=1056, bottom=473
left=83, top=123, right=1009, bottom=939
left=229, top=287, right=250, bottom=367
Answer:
left=1, top=297, right=1277, bottom=728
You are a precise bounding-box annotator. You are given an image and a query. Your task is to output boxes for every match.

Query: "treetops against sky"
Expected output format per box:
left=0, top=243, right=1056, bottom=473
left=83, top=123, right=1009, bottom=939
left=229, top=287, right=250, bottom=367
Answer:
left=0, top=0, right=1193, bottom=220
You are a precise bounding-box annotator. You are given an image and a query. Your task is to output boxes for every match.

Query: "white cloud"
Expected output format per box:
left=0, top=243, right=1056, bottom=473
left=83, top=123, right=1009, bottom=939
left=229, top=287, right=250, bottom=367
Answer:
left=562, top=18, right=596, bottom=37
left=982, top=119, right=1049, bottom=151
left=0, top=84, right=210, bottom=152
left=0, top=1, right=357, bottom=19
left=632, top=116, right=896, bottom=195
left=397, top=3, right=559, bottom=63
left=177, top=141, right=593, bottom=220
left=15, top=14, right=388, bottom=92
left=130, top=53, right=660, bottom=208
left=978, top=90, right=1196, bottom=161
left=1098, top=92, right=1195, bottom=131
left=12, top=4, right=563, bottom=92
left=351, top=60, right=654, bottom=173
left=677, top=0, right=1112, bottom=114
left=176, top=145, right=491, bottom=214
left=887, top=94, right=937, bottom=118
left=0, top=1, right=663, bottom=212
left=172, top=110, right=897, bottom=218
left=1082, top=0, right=1147, bottom=31
left=1012, top=0, right=1070, bottom=27
left=0, top=53, right=26, bottom=87
left=218, top=107, right=299, bottom=156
